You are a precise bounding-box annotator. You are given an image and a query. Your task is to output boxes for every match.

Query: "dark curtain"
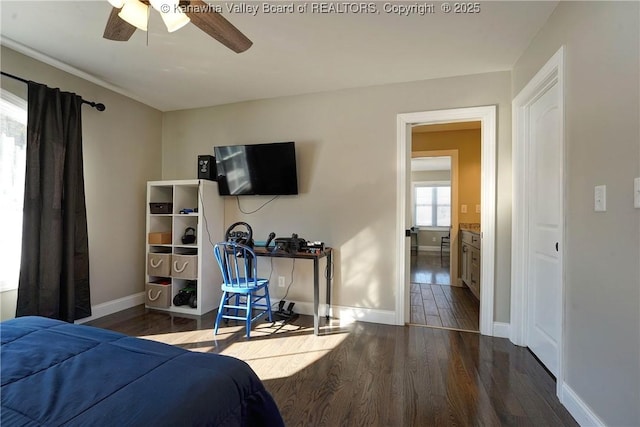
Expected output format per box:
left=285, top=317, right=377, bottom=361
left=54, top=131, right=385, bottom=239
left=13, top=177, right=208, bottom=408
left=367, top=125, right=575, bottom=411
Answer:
left=16, top=82, right=91, bottom=322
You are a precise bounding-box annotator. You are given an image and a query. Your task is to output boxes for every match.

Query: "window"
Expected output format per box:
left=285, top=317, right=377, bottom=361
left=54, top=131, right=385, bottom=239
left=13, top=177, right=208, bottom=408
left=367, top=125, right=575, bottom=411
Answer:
left=0, top=89, right=27, bottom=292
left=414, top=182, right=451, bottom=228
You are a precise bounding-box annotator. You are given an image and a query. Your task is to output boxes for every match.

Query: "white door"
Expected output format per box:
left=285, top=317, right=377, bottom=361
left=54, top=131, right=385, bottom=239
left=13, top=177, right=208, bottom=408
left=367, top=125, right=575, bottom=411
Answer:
left=526, top=81, right=563, bottom=377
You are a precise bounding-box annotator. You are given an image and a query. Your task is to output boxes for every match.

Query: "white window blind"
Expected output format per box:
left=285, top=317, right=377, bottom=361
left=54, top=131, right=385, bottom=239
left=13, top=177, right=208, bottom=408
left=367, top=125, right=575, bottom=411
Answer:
left=0, top=89, right=27, bottom=292
left=414, top=182, right=451, bottom=228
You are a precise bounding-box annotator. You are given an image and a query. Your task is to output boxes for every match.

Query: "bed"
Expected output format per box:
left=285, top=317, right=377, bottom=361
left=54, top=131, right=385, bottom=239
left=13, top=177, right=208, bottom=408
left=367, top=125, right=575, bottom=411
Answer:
left=1, top=316, right=284, bottom=426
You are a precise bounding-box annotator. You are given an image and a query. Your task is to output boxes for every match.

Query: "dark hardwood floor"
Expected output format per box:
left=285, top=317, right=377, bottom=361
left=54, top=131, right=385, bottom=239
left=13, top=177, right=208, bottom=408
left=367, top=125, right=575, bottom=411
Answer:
left=410, top=251, right=479, bottom=331
left=410, top=250, right=451, bottom=285
left=87, top=307, right=577, bottom=427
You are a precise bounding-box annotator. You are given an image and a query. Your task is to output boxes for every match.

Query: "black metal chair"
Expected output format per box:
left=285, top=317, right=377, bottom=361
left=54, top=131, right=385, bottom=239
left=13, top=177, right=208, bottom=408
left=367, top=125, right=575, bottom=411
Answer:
left=410, top=227, right=419, bottom=255
left=440, top=230, right=450, bottom=262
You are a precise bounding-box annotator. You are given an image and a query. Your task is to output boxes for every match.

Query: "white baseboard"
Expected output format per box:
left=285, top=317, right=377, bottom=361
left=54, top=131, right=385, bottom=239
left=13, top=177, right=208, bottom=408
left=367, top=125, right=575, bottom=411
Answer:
left=492, top=321, right=511, bottom=338
left=283, top=301, right=395, bottom=326
left=331, top=305, right=396, bottom=325
left=75, top=292, right=145, bottom=324
left=417, top=245, right=449, bottom=253
left=494, top=324, right=605, bottom=426
left=76, top=293, right=395, bottom=328
left=274, top=300, right=316, bottom=318
left=561, top=383, right=605, bottom=427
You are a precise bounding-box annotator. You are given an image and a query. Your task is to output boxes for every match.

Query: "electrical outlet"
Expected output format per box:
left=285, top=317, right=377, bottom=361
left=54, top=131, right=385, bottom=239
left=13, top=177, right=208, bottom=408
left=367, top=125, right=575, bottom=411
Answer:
left=594, top=185, right=606, bottom=212
left=475, top=204, right=481, bottom=213
left=461, top=204, right=468, bottom=213
left=278, top=276, right=285, bottom=288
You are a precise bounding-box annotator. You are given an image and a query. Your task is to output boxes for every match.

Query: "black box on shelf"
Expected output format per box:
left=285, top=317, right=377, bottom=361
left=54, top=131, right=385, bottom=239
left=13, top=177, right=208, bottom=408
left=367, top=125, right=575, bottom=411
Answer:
left=149, top=202, right=173, bottom=214
left=197, top=155, right=216, bottom=181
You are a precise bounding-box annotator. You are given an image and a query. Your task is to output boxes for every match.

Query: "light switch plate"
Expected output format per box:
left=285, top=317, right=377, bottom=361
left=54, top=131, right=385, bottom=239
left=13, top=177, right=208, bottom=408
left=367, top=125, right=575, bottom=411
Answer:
left=594, top=185, right=606, bottom=212
left=461, top=204, right=467, bottom=213
left=634, top=177, right=640, bottom=208
left=475, top=204, right=481, bottom=213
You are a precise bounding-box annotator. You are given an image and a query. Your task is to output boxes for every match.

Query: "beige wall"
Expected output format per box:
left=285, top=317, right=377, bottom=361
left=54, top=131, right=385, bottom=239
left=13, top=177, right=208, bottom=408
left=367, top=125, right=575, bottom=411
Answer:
left=162, top=71, right=512, bottom=320
left=413, top=129, right=481, bottom=224
left=512, top=2, right=639, bottom=425
left=0, top=47, right=163, bottom=317
left=2, top=4, right=636, bottom=422
left=411, top=170, right=450, bottom=182
left=415, top=229, right=450, bottom=250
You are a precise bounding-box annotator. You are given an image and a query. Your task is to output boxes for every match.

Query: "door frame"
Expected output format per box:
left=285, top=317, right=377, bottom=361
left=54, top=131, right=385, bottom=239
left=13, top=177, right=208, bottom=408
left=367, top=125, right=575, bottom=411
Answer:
left=396, top=106, right=497, bottom=336
left=511, top=46, right=565, bottom=395
left=411, top=150, right=460, bottom=284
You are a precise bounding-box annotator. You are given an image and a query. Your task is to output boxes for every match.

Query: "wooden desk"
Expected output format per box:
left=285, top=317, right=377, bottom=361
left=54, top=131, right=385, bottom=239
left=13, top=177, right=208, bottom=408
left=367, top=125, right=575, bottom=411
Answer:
left=253, top=247, right=333, bottom=336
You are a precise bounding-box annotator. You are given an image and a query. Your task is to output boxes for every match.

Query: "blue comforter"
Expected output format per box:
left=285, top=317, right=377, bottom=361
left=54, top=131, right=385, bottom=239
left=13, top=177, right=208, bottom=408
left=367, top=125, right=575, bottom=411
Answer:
left=1, top=316, right=284, bottom=426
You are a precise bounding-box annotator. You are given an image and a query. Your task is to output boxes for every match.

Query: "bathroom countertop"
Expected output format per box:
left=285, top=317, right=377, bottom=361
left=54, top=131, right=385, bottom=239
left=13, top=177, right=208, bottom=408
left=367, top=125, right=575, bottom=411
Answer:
left=459, top=223, right=481, bottom=234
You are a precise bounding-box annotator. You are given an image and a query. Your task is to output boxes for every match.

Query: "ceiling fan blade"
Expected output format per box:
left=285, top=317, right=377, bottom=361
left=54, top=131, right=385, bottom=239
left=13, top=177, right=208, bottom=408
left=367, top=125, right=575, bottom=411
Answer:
left=184, top=0, right=252, bottom=53
left=103, top=7, right=137, bottom=41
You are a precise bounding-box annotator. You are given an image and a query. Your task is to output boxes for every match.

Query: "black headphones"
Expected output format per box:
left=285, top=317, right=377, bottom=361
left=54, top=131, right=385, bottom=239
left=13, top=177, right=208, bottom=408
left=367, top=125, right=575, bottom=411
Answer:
left=182, top=227, right=196, bottom=244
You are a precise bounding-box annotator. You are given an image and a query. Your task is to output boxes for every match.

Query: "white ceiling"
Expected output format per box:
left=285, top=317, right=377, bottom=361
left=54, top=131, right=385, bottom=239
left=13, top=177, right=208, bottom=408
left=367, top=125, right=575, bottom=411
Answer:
left=0, top=1, right=558, bottom=112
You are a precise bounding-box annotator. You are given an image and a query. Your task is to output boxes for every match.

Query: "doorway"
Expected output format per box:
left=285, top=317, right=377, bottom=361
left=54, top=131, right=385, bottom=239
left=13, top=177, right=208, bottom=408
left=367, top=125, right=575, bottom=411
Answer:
left=396, top=106, right=497, bottom=336
left=409, top=137, right=480, bottom=332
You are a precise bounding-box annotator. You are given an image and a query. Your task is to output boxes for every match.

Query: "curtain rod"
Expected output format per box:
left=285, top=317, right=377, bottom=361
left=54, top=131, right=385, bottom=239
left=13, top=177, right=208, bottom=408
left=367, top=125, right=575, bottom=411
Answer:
left=1, top=71, right=106, bottom=112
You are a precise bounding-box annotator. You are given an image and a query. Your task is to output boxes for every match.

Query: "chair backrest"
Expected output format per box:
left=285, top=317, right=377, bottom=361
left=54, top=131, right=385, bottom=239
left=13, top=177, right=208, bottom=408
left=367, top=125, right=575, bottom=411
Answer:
left=213, top=242, right=259, bottom=288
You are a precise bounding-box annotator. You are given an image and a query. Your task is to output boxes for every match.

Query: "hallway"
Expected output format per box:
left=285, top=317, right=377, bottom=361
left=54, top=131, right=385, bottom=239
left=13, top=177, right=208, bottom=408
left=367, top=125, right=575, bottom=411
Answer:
left=410, top=251, right=479, bottom=331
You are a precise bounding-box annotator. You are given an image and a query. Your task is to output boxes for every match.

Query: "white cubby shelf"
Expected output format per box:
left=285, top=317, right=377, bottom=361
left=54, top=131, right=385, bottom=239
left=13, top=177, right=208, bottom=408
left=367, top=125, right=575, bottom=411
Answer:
left=145, top=179, right=224, bottom=316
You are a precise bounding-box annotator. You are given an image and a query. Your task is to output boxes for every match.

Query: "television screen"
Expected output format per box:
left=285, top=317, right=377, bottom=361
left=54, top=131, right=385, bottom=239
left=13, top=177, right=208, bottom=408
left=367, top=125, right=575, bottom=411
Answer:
left=214, top=141, right=299, bottom=196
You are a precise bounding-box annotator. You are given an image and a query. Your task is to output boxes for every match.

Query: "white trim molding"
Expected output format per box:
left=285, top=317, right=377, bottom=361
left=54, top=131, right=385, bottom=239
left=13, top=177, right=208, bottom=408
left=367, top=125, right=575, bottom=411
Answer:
left=560, top=383, right=605, bottom=427
left=75, top=292, right=145, bottom=325
left=287, top=301, right=396, bottom=326
left=417, top=245, right=448, bottom=252
left=331, top=305, right=396, bottom=326
left=273, top=301, right=395, bottom=326
left=1, top=37, right=153, bottom=109
left=492, top=322, right=511, bottom=339
left=511, top=45, right=566, bottom=398
left=73, top=295, right=396, bottom=328
left=397, top=106, right=497, bottom=337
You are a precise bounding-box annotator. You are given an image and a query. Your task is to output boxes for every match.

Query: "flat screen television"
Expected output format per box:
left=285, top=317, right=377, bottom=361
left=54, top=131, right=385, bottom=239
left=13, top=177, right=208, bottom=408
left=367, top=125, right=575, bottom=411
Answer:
left=214, top=141, right=299, bottom=196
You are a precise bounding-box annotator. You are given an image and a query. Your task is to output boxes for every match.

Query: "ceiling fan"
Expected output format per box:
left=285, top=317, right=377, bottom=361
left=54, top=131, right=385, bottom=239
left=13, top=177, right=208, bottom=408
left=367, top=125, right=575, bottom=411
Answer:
left=103, top=0, right=252, bottom=53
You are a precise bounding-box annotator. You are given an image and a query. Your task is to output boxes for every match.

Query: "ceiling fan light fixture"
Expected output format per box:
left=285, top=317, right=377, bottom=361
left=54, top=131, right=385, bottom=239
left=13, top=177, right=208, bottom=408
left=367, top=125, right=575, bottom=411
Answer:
left=118, top=0, right=149, bottom=31
left=160, top=9, right=190, bottom=33
left=148, top=0, right=167, bottom=12
left=107, top=0, right=125, bottom=8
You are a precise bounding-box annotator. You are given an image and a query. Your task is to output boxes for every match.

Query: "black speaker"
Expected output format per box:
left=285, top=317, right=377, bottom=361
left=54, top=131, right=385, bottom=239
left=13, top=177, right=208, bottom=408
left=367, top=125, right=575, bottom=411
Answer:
left=198, top=155, right=216, bottom=181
